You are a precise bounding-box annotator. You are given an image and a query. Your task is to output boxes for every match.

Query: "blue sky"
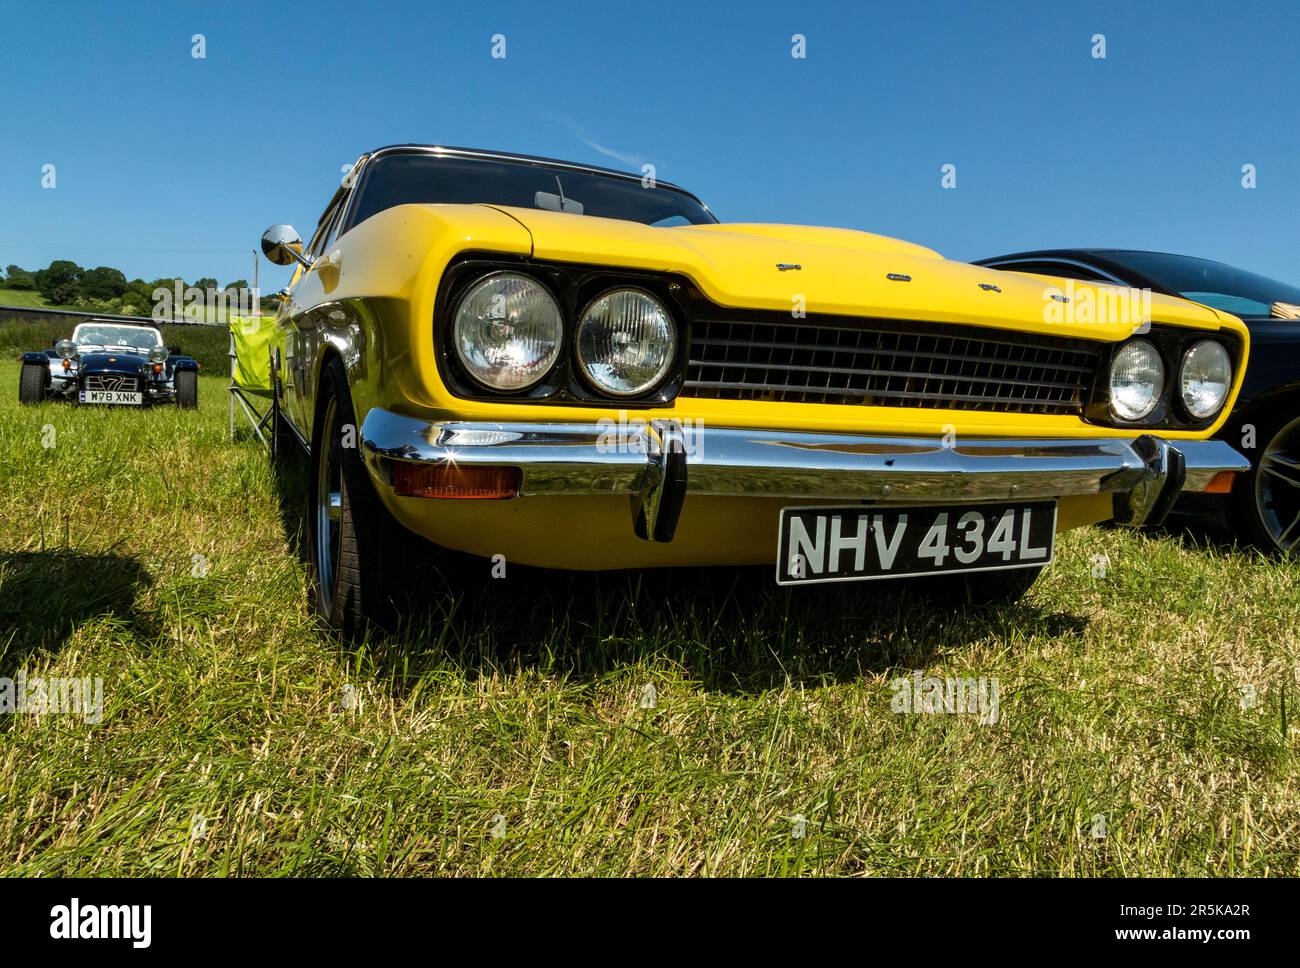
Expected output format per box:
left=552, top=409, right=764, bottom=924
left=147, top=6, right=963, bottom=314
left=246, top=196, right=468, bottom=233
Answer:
left=2, top=0, right=1298, bottom=289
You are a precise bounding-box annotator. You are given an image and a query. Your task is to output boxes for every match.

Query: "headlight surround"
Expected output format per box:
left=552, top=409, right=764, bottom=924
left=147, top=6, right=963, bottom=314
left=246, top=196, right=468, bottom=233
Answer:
left=1109, top=339, right=1165, bottom=421
left=575, top=288, right=676, bottom=397
left=452, top=272, right=563, bottom=392
left=148, top=346, right=168, bottom=364
left=55, top=339, right=76, bottom=360
left=1179, top=339, right=1231, bottom=420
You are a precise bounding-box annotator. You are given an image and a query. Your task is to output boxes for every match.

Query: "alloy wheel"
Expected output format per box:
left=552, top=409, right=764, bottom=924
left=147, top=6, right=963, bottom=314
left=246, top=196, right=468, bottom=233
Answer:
left=1255, top=415, right=1300, bottom=556
left=315, top=396, right=344, bottom=612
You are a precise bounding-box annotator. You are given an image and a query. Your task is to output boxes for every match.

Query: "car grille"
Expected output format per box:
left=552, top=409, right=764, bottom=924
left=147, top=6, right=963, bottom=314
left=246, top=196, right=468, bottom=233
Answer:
left=683, top=316, right=1102, bottom=415
left=84, top=374, right=139, bottom=392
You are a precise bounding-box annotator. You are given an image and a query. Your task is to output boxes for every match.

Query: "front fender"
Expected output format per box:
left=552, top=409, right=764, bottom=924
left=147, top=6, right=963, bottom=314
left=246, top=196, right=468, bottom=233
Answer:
left=169, top=356, right=199, bottom=373
left=21, top=351, right=53, bottom=365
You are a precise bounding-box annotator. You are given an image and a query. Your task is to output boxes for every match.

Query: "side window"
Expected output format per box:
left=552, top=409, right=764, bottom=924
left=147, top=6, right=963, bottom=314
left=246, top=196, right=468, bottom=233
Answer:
left=306, top=202, right=344, bottom=259
left=305, top=211, right=334, bottom=260
left=320, top=200, right=348, bottom=252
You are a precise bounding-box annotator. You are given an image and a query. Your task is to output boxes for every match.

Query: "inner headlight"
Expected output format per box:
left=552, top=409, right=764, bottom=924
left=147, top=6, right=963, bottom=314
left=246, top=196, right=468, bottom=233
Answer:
left=148, top=346, right=168, bottom=364
left=1109, top=339, right=1165, bottom=421
left=453, top=272, right=563, bottom=392
left=55, top=339, right=76, bottom=359
left=576, top=289, right=676, bottom=397
left=1179, top=339, right=1231, bottom=420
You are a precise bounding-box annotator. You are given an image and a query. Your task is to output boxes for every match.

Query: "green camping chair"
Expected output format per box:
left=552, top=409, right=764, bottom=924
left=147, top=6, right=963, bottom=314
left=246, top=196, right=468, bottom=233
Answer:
left=228, top=315, right=282, bottom=450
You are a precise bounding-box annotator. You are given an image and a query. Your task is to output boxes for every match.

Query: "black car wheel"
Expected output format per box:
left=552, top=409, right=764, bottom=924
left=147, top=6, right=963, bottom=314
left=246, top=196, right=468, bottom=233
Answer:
left=1234, top=413, right=1300, bottom=556
left=18, top=362, right=45, bottom=405
left=176, top=370, right=198, bottom=409
left=309, top=356, right=417, bottom=639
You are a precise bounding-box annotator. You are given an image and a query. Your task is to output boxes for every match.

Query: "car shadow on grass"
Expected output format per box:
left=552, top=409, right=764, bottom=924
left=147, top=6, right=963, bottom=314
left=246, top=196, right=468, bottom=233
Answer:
left=0, top=550, right=155, bottom=665
left=371, top=553, right=1089, bottom=697
left=266, top=446, right=1088, bottom=695
left=1154, top=509, right=1262, bottom=559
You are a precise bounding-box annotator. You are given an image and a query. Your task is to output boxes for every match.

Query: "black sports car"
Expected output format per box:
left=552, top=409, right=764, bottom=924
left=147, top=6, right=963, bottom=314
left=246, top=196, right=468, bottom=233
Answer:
left=18, top=320, right=200, bottom=409
left=975, top=249, right=1300, bottom=556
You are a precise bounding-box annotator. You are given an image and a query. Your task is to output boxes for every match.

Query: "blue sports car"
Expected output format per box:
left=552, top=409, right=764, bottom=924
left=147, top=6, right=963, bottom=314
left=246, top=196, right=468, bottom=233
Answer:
left=18, top=320, right=200, bottom=409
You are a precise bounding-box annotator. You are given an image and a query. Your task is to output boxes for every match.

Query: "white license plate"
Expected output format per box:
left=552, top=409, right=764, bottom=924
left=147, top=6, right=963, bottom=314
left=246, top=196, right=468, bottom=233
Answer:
left=79, top=390, right=142, bottom=405
left=776, top=501, right=1057, bottom=585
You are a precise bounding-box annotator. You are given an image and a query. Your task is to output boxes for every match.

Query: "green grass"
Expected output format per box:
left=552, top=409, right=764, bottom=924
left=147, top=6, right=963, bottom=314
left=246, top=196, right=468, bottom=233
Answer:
left=0, top=287, right=254, bottom=325
left=0, top=288, right=51, bottom=309
left=0, top=356, right=1298, bottom=876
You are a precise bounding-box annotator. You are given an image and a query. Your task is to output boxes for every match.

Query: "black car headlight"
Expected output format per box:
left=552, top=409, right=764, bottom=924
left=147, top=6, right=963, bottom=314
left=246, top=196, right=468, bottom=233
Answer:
left=452, top=271, right=563, bottom=392
left=55, top=339, right=76, bottom=359
left=1179, top=339, right=1231, bottom=420
left=1109, top=339, right=1165, bottom=421
left=148, top=346, right=168, bottom=364
left=575, top=288, right=676, bottom=397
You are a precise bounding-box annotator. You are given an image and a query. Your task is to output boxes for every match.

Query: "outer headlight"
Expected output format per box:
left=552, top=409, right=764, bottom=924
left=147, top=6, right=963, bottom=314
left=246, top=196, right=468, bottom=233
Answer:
left=575, top=289, right=676, bottom=397
left=1109, top=339, right=1165, bottom=421
left=1179, top=339, right=1231, bottom=420
left=453, top=272, right=563, bottom=392
left=148, top=346, right=168, bottom=364
left=55, top=339, right=76, bottom=359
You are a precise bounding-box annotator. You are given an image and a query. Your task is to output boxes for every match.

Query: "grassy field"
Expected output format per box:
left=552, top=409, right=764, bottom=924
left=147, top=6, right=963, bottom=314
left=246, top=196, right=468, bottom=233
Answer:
left=0, top=287, right=255, bottom=326
left=0, top=288, right=51, bottom=309
left=0, top=356, right=1298, bottom=876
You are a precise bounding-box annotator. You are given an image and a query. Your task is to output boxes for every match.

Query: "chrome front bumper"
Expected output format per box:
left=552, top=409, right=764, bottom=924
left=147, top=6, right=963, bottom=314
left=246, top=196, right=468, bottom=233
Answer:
left=360, top=409, right=1249, bottom=542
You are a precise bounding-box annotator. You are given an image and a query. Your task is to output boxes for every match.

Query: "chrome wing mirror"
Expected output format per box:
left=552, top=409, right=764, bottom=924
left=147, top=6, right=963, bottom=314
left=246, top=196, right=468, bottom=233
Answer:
left=261, top=224, right=312, bottom=269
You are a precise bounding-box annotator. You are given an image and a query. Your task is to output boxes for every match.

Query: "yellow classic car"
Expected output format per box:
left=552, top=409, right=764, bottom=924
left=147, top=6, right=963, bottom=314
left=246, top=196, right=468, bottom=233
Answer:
left=261, top=145, right=1250, bottom=638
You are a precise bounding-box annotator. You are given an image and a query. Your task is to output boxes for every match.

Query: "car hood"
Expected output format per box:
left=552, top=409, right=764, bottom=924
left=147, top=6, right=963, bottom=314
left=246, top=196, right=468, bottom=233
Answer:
left=482, top=205, right=1229, bottom=341
left=78, top=352, right=150, bottom=375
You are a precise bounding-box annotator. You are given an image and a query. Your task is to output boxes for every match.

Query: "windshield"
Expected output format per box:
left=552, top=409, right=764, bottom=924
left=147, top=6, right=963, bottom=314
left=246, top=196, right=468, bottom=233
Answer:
left=1107, top=251, right=1300, bottom=317
left=346, top=153, right=717, bottom=232
left=72, top=324, right=162, bottom=350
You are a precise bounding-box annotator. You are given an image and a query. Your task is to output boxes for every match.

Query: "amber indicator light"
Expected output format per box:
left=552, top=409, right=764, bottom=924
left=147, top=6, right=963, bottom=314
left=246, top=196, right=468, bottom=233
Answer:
left=1202, top=470, right=1236, bottom=494
left=390, top=462, right=520, bottom=499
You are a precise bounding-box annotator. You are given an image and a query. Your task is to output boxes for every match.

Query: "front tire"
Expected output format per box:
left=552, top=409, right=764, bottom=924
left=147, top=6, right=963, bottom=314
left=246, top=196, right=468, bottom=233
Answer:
left=1231, top=413, right=1300, bottom=556
left=18, top=363, right=45, bottom=405
left=309, top=356, right=417, bottom=639
left=175, top=370, right=198, bottom=409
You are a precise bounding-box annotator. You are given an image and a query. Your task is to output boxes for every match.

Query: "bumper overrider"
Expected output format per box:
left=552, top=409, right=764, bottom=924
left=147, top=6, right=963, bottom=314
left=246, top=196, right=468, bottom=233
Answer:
left=359, top=409, right=1249, bottom=542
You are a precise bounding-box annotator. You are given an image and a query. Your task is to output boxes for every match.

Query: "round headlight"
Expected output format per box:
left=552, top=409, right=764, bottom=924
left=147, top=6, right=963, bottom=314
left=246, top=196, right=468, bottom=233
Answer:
left=148, top=346, right=168, bottom=364
left=55, top=339, right=76, bottom=360
left=452, top=272, right=563, bottom=392
left=576, top=289, right=676, bottom=397
left=1109, top=339, right=1165, bottom=421
left=1179, top=339, right=1231, bottom=420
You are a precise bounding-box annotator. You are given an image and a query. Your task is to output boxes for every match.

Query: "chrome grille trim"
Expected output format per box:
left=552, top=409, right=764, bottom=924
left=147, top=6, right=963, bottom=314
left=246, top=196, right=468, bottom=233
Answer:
left=683, top=316, right=1102, bottom=415
left=84, top=374, right=139, bottom=392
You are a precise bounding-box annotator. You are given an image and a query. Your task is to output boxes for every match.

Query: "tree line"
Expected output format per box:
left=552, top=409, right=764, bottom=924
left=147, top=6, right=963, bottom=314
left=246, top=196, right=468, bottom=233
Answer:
left=1, top=260, right=276, bottom=315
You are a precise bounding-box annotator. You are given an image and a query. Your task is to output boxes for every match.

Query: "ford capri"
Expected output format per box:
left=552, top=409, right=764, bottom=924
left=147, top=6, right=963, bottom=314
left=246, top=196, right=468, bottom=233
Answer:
left=18, top=321, right=199, bottom=408
left=260, top=145, right=1250, bottom=638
